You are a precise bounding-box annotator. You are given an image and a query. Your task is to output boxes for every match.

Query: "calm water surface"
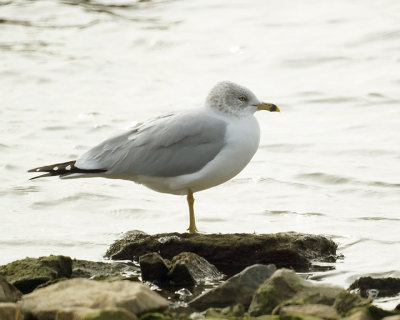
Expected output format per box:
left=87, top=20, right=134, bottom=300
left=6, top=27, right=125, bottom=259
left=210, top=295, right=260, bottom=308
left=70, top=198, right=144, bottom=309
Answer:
left=1, top=0, right=400, bottom=308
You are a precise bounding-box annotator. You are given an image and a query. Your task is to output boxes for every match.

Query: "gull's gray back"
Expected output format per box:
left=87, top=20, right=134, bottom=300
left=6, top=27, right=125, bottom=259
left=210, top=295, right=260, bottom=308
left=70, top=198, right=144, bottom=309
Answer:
left=75, top=112, right=227, bottom=177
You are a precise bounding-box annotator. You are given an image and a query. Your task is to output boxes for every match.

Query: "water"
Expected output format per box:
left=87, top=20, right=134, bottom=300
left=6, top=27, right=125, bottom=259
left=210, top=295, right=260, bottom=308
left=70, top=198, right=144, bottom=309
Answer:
left=1, top=0, right=400, bottom=309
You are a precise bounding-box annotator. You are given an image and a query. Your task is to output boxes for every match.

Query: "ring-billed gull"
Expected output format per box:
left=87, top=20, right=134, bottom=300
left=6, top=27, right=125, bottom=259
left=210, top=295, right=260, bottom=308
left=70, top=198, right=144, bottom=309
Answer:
left=29, top=81, right=279, bottom=233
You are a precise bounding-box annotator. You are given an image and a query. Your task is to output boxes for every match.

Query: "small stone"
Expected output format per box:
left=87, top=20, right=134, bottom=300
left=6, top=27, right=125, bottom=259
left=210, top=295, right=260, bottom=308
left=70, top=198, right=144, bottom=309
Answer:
left=280, top=304, right=339, bottom=319
left=20, top=278, right=169, bottom=318
left=248, top=269, right=343, bottom=316
left=189, top=264, right=276, bottom=310
left=167, top=252, right=223, bottom=287
left=0, top=255, right=72, bottom=294
left=0, top=276, right=22, bottom=302
left=139, top=253, right=170, bottom=283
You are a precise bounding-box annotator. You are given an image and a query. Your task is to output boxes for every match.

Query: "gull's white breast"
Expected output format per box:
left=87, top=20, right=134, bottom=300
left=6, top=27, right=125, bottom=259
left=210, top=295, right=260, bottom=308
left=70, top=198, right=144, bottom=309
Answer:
left=136, top=112, right=261, bottom=195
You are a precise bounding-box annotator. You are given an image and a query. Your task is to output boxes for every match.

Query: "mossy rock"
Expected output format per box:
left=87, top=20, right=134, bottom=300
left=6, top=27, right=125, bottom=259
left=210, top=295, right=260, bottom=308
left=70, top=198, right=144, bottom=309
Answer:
left=333, top=290, right=370, bottom=316
left=249, top=269, right=342, bottom=316
left=139, top=312, right=174, bottom=320
left=345, top=305, right=400, bottom=320
left=0, top=255, right=72, bottom=293
left=106, top=231, right=337, bottom=276
left=83, top=308, right=137, bottom=320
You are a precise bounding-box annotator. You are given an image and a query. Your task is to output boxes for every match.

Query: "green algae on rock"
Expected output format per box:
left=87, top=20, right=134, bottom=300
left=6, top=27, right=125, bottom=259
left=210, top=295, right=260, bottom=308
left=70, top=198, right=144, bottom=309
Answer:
left=0, top=256, right=140, bottom=294
left=106, top=231, right=337, bottom=275
left=0, top=255, right=72, bottom=294
left=248, top=269, right=343, bottom=316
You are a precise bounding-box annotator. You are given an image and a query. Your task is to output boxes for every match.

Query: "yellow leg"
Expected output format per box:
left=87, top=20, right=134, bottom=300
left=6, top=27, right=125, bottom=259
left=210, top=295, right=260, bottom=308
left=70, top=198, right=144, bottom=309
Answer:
left=187, top=189, right=198, bottom=233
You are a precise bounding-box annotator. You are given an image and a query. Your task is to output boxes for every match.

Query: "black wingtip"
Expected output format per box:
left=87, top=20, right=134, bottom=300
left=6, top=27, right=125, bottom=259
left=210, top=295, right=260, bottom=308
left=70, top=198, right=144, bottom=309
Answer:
left=28, top=160, right=107, bottom=180
left=29, top=173, right=52, bottom=180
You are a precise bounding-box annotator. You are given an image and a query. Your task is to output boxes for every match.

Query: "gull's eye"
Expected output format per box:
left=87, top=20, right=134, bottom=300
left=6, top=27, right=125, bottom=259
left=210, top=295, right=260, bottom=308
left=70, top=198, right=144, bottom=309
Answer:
left=238, top=96, right=247, bottom=101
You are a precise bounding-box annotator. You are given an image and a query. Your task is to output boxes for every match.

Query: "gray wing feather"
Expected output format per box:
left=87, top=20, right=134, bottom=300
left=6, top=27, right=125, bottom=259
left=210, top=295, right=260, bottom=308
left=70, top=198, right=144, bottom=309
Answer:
left=75, top=112, right=227, bottom=177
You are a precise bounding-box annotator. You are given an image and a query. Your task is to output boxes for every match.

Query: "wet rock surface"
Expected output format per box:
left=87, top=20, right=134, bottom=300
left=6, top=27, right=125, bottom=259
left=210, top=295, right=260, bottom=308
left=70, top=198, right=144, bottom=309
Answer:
left=1, top=232, right=400, bottom=320
left=140, top=251, right=223, bottom=287
left=140, top=252, right=171, bottom=283
left=349, top=276, right=400, bottom=298
left=189, top=264, right=276, bottom=310
left=168, top=252, right=224, bottom=286
left=106, top=231, right=337, bottom=275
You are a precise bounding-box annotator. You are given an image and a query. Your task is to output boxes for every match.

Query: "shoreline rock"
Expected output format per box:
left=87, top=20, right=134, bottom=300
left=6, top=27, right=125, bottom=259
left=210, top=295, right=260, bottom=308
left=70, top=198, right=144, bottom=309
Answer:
left=1, top=231, right=400, bottom=320
left=349, top=276, right=400, bottom=298
left=106, top=231, right=337, bottom=275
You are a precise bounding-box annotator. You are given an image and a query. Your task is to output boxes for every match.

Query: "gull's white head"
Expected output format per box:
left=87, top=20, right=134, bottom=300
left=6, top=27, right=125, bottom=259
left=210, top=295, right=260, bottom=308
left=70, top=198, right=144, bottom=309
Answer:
left=206, top=81, right=279, bottom=117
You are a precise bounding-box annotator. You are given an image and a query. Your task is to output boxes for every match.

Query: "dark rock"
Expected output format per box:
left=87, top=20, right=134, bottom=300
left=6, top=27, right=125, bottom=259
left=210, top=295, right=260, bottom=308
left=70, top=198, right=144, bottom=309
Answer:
left=72, top=258, right=139, bottom=279
left=167, top=252, right=223, bottom=287
left=0, top=276, right=22, bottom=302
left=349, top=276, right=400, bottom=298
left=0, top=255, right=72, bottom=294
left=139, top=252, right=171, bottom=283
left=189, top=264, right=276, bottom=310
left=248, top=268, right=343, bottom=316
left=105, top=231, right=337, bottom=275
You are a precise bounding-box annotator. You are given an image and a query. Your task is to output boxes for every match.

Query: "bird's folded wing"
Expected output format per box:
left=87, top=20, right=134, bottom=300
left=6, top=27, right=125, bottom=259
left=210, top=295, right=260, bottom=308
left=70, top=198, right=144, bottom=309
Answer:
left=75, top=112, right=227, bottom=177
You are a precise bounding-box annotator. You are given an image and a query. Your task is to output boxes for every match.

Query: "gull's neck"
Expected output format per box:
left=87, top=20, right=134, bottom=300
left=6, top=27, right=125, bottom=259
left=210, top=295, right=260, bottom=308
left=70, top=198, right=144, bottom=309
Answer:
left=205, top=103, right=254, bottom=119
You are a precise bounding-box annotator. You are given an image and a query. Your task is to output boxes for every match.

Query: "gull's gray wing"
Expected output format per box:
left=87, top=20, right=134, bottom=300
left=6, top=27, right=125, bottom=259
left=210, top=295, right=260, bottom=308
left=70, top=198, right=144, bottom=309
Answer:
left=75, top=111, right=227, bottom=177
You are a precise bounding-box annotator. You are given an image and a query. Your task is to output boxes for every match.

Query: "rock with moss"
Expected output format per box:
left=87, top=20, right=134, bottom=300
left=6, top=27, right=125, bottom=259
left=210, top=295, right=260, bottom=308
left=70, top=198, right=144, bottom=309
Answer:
left=0, top=276, right=22, bottom=302
left=279, top=304, right=339, bottom=319
left=82, top=308, right=138, bottom=320
left=56, top=307, right=138, bottom=320
left=333, top=290, right=370, bottom=316
left=344, top=305, right=400, bottom=320
left=248, top=269, right=343, bottom=316
left=106, top=231, right=337, bottom=276
left=190, top=264, right=276, bottom=310
left=348, top=276, right=400, bottom=298
left=139, top=312, right=175, bottom=320
left=0, top=255, right=72, bottom=294
left=341, top=310, right=370, bottom=320
left=204, top=304, right=245, bottom=318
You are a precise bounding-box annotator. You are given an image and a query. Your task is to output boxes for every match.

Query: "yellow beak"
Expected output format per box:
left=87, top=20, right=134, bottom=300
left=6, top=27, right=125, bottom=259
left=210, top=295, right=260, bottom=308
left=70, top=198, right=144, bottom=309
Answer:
left=255, top=102, right=280, bottom=112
